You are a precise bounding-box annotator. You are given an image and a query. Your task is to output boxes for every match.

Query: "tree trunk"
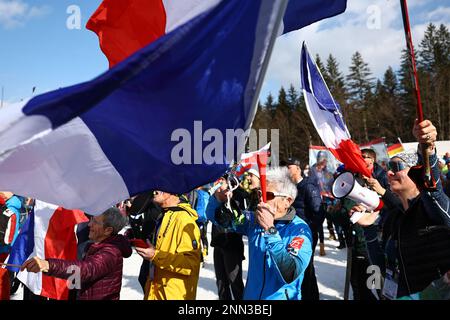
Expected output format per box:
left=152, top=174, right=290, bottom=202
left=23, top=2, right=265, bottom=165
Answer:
left=363, top=112, right=369, bottom=142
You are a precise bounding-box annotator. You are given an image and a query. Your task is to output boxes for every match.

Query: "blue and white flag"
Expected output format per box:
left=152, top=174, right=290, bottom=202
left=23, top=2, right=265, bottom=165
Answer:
left=301, top=42, right=372, bottom=177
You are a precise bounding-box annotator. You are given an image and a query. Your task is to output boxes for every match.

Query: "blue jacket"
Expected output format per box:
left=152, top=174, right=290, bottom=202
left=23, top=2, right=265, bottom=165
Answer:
left=0, top=195, right=22, bottom=254
left=207, top=196, right=312, bottom=300
left=195, top=189, right=210, bottom=224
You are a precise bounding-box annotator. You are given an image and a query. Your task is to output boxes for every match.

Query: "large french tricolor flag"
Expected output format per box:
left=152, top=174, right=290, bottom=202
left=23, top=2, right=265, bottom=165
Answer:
left=300, top=43, right=372, bottom=177
left=7, top=201, right=88, bottom=300
left=0, top=1, right=347, bottom=215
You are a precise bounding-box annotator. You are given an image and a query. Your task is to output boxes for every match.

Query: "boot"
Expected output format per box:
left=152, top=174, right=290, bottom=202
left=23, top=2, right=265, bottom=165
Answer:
left=328, top=228, right=337, bottom=241
left=319, top=243, right=326, bottom=256
left=337, top=242, right=346, bottom=249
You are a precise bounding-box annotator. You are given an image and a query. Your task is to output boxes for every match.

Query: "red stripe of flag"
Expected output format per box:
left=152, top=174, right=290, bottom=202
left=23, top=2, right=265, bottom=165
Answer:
left=41, top=208, right=88, bottom=300
left=86, top=0, right=167, bottom=68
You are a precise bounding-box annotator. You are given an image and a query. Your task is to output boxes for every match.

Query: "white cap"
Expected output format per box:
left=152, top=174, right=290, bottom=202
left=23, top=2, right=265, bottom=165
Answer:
left=247, top=168, right=260, bottom=179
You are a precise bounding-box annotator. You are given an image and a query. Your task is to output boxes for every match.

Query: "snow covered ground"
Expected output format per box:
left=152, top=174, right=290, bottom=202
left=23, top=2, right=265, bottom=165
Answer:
left=11, top=223, right=348, bottom=300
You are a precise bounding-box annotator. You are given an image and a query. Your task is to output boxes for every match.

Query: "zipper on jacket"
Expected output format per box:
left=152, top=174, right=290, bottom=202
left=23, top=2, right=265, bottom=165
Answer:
left=397, top=222, right=412, bottom=295
left=161, top=211, right=175, bottom=238
left=258, top=243, right=267, bottom=299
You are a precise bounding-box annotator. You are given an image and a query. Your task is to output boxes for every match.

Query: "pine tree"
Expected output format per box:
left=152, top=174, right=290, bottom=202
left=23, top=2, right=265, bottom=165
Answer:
left=418, top=23, right=437, bottom=71
left=264, top=93, right=276, bottom=117
left=383, top=66, right=398, bottom=95
left=372, top=67, right=403, bottom=140
left=436, top=24, right=450, bottom=139
left=346, top=52, right=374, bottom=142
left=417, top=23, right=450, bottom=73
left=326, top=54, right=346, bottom=94
left=418, top=23, right=450, bottom=138
left=277, top=87, right=289, bottom=113
left=287, top=84, right=299, bottom=110
left=436, top=24, right=450, bottom=68
left=346, top=51, right=374, bottom=108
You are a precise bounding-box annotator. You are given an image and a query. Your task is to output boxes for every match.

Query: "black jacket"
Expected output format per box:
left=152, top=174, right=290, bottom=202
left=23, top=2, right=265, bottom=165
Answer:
left=293, top=177, right=324, bottom=232
left=381, top=190, right=450, bottom=297
left=210, top=187, right=258, bottom=253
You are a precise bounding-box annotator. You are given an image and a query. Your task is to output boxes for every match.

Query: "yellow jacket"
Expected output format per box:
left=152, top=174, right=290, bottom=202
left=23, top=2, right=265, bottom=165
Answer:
left=145, top=202, right=201, bottom=300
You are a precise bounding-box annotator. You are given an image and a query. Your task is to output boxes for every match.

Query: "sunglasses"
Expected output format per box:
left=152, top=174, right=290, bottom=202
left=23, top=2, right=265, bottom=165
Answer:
left=265, top=191, right=290, bottom=201
left=388, top=160, right=408, bottom=173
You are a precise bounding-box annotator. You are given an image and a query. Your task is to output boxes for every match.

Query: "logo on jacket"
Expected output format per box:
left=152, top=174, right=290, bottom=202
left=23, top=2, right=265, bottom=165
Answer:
left=288, top=237, right=304, bottom=256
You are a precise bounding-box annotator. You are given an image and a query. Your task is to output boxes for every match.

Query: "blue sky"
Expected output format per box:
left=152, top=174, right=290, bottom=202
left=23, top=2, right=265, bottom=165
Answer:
left=1, top=0, right=449, bottom=105
left=0, top=0, right=106, bottom=102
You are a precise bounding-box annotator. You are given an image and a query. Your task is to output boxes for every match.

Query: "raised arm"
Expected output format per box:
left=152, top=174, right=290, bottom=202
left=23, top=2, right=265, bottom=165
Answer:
left=414, top=120, right=450, bottom=226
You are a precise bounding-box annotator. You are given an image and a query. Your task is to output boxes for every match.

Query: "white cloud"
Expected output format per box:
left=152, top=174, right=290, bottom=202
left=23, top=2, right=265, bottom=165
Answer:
left=260, top=0, right=448, bottom=100
left=427, top=6, right=450, bottom=21
left=0, top=0, right=50, bottom=29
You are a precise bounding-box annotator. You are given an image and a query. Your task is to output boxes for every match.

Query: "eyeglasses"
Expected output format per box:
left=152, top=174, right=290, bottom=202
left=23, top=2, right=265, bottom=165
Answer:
left=362, top=155, right=373, bottom=160
left=388, top=160, right=408, bottom=173
left=266, top=191, right=290, bottom=201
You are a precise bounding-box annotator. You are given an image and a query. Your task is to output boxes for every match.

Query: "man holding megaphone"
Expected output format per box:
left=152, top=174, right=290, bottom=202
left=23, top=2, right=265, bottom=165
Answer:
left=346, top=120, right=450, bottom=300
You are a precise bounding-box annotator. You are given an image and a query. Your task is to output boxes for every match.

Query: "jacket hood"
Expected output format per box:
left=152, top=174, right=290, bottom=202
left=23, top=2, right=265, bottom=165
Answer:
left=6, top=196, right=21, bottom=211
left=276, top=206, right=296, bottom=222
left=102, top=234, right=132, bottom=258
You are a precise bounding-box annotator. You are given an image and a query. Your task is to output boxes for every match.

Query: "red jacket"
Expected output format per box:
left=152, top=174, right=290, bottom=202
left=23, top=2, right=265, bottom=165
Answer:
left=47, top=234, right=132, bottom=300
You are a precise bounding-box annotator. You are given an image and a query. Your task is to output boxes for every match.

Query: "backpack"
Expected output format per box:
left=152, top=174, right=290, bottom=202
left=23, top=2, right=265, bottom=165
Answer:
left=0, top=205, right=18, bottom=246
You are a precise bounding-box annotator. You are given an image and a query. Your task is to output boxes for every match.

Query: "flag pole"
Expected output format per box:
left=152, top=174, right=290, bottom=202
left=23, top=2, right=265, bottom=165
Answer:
left=0, top=263, right=22, bottom=268
left=242, top=0, right=289, bottom=136
left=257, top=153, right=268, bottom=202
left=241, top=0, right=288, bottom=203
left=399, top=0, right=432, bottom=187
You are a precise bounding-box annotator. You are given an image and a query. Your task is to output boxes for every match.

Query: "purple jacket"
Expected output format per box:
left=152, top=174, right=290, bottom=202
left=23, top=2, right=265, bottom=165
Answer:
left=47, top=234, right=132, bottom=300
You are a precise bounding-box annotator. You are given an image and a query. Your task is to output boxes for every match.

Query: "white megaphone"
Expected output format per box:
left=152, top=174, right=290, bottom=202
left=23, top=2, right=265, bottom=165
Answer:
left=332, top=171, right=384, bottom=224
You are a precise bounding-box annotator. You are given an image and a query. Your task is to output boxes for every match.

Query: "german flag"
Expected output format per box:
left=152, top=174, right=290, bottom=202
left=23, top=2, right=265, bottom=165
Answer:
left=387, top=143, right=405, bottom=157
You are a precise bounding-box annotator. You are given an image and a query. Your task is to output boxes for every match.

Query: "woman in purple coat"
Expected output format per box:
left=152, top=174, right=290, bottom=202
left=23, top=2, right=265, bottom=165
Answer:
left=21, top=207, right=132, bottom=300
